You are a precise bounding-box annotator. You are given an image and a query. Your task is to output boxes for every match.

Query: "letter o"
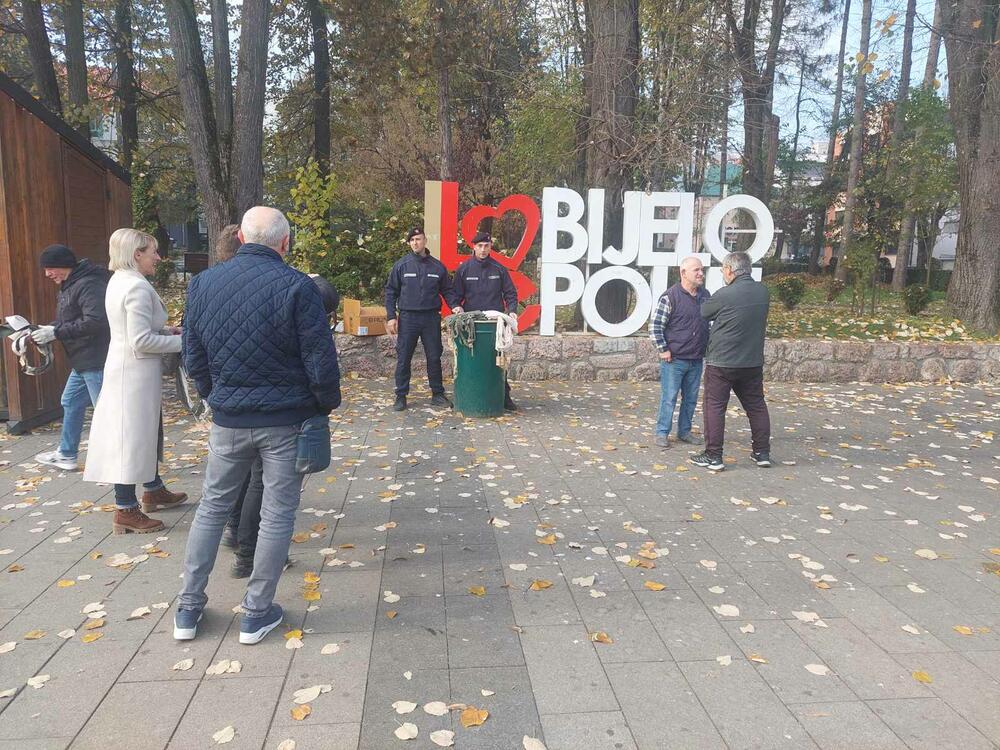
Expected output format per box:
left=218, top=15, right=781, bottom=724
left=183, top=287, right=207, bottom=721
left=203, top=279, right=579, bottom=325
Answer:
left=703, top=195, right=774, bottom=264
left=580, top=266, right=653, bottom=337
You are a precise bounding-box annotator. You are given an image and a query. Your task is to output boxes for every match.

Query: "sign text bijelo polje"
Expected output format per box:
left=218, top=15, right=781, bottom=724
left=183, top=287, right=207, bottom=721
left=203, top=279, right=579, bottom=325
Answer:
left=423, top=180, right=774, bottom=337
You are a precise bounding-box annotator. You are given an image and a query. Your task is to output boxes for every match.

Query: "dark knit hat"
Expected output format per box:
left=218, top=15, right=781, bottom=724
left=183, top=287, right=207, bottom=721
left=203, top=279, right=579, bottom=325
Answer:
left=406, top=227, right=425, bottom=241
left=39, top=244, right=77, bottom=269
left=471, top=231, right=492, bottom=245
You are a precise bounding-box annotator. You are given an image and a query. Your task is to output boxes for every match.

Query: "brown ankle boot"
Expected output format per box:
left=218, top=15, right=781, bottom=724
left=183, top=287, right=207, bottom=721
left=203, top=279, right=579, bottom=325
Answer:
left=113, top=507, right=165, bottom=535
left=141, top=486, right=189, bottom=513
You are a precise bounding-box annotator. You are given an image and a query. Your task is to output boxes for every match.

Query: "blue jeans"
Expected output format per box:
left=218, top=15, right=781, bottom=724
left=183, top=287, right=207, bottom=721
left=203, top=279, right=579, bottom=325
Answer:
left=59, top=369, right=104, bottom=458
left=655, top=358, right=704, bottom=438
left=114, top=475, right=165, bottom=509
left=178, top=422, right=305, bottom=618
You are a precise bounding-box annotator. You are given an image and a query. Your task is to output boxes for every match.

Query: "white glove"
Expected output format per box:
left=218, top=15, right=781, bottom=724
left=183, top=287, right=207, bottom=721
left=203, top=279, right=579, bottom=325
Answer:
left=452, top=306, right=464, bottom=314
left=31, top=325, right=56, bottom=345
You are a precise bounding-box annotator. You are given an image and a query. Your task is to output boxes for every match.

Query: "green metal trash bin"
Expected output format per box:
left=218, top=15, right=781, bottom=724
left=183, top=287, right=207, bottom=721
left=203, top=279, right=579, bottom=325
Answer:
left=452, top=319, right=505, bottom=418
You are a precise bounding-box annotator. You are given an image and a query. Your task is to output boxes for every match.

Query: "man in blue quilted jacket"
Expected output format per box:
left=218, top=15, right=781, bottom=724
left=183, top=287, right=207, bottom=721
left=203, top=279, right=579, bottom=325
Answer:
left=175, top=206, right=341, bottom=645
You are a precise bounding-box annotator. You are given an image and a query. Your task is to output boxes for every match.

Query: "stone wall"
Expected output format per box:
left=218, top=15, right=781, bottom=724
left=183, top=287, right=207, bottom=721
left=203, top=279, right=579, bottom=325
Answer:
left=335, top=333, right=1000, bottom=384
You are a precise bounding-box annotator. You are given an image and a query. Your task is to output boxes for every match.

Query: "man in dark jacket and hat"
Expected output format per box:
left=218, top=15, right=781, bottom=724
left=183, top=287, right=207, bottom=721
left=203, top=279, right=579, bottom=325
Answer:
left=33, top=244, right=111, bottom=471
left=450, top=231, right=520, bottom=410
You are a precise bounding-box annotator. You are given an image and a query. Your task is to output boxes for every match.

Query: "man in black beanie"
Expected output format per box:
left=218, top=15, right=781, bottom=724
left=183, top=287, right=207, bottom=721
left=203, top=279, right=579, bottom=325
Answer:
left=34, top=244, right=111, bottom=471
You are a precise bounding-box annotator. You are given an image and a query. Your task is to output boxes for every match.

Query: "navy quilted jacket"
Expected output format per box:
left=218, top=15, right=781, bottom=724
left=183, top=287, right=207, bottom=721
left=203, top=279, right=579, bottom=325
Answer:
left=182, top=244, right=341, bottom=427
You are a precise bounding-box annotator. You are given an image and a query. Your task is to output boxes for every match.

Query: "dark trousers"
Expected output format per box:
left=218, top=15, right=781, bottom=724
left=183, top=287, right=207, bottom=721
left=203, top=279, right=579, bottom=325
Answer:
left=394, top=310, right=444, bottom=396
left=225, top=458, right=264, bottom=562
left=702, top=365, right=770, bottom=458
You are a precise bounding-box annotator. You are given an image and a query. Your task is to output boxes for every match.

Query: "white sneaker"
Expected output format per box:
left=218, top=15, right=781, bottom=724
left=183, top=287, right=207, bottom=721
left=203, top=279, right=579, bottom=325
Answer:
left=35, top=450, right=79, bottom=471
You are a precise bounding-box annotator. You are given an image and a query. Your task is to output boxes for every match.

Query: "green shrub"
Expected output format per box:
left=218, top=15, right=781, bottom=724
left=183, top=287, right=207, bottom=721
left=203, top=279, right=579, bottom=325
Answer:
left=775, top=276, right=807, bottom=310
left=825, top=278, right=845, bottom=302
left=902, top=284, right=931, bottom=315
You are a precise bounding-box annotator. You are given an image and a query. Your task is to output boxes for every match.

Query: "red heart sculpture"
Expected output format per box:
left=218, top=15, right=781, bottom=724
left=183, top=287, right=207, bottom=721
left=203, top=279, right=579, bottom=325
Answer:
left=460, top=194, right=540, bottom=271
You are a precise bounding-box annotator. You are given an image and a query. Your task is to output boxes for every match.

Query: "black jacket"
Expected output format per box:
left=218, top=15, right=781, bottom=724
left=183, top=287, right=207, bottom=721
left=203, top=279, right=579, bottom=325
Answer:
left=53, top=260, right=111, bottom=372
left=701, top=274, right=770, bottom=368
left=384, top=252, right=453, bottom=317
left=452, top=255, right=518, bottom=313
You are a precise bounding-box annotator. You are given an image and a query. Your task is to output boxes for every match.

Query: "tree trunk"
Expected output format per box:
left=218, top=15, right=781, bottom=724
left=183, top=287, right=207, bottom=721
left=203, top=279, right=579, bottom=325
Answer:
left=941, top=0, right=1000, bottom=332
left=230, top=0, right=270, bottom=216
left=585, top=0, right=640, bottom=323
left=63, top=0, right=89, bottom=135
left=163, top=0, right=230, bottom=258
left=210, top=0, right=233, bottom=173
left=434, top=0, right=453, bottom=181
left=113, top=0, right=138, bottom=170
left=20, top=0, right=62, bottom=114
left=809, top=0, right=851, bottom=274
left=786, top=50, right=807, bottom=191
left=893, top=0, right=941, bottom=291
left=571, top=0, right=592, bottom=190
left=834, top=0, right=872, bottom=283
left=308, top=0, right=331, bottom=177
left=889, top=0, right=917, bottom=291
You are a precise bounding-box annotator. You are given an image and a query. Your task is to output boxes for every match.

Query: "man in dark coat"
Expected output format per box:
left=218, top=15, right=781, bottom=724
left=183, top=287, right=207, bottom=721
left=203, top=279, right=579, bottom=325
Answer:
left=450, top=231, right=520, bottom=410
left=384, top=227, right=454, bottom=411
left=33, top=244, right=111, bottom=472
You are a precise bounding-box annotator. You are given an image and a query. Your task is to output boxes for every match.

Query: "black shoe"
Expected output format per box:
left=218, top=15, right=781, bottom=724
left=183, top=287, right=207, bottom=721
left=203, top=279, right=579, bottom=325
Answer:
left=221, top=525, right=238, bottom=550
left=231, top=557, right=253, bottom=579
left=689, top=452, right=724, bottom=472
left=751, top=451, right=772, bottom=467
left=504, top=397, right=518, bottom=411
left=430, top=393, right=452, bottom=408
left=393, top=395, right=407, bottom=411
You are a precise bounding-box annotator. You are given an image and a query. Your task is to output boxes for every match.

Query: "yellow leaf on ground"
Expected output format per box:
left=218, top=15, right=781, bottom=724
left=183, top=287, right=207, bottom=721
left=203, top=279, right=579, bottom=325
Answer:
left=23, top=630, right=46, bottom=640
left=643, top=581, right=666, bottom=591
left=912, top=670, right=933, bottom=684
left=81, top=631, right=103, bottom=643
left=749, top=653, right=768, bottom=664
left=529, top=580, right=552, bottom=591
left=459, top=706, right=489, bottom=728
left=537, top=534, right=557, bottom=545
left=290, top=704, right=312, bottom=721
left=310, top=523, right=327, bottom=533
left=56, top=579, right=75, bottom=588
left=989, top=548, right=1000, bottom=556
left=386, top=610, right=398, bottom=619
left=303, top=590, right=321, bottom=602
left=291, top=532, right=310, bottom=543
left=84, top=618, right=105, bottom=630
left=590, top=631, right=614, bottom=644
left=284, top=630, right=304, bottom=640
left=691, top=513, right=703, bottom=521
left=953, top=625, right=974, bottom=636
left=303, top=571, right=320, bottom=584
left=468, top=586, right=486, bottom=597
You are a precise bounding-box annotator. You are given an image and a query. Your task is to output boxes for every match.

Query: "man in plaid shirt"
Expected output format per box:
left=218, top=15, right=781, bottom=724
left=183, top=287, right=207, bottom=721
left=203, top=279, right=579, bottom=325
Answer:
left=648, top=256, right=710, bottom=448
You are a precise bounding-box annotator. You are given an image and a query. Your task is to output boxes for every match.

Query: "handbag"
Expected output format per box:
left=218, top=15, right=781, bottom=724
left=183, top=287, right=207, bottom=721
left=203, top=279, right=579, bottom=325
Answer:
left=296, top=415, right=331, bottom=474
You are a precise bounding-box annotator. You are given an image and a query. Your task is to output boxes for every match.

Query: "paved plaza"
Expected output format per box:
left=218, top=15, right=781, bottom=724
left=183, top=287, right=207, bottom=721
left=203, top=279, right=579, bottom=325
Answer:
left=0, top=377, right=998, bottom=750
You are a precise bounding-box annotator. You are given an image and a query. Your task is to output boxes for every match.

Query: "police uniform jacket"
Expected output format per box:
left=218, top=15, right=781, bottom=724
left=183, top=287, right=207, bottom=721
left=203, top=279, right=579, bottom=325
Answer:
left=452, top=255, right=518, bottom=313
left=384, top=252, right=453, bottom=318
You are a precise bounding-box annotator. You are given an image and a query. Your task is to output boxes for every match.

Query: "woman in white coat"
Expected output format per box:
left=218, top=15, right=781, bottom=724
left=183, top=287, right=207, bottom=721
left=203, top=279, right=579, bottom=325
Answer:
left=84, top=228, right=188, bottom=534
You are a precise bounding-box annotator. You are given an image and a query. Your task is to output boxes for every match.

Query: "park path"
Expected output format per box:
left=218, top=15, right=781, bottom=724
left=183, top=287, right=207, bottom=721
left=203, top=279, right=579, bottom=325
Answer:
left=0, top=378, right=999, bottom=750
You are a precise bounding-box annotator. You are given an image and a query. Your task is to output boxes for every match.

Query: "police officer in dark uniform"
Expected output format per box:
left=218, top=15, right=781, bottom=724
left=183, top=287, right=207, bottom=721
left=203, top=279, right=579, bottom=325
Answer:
left=451, top=231, right=519, bottom=411
left=385, top=227, right=454, bottom=411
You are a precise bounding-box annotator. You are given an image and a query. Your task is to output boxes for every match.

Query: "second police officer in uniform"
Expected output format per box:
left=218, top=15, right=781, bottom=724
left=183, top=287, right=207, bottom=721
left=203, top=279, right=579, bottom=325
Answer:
left=451, top=231, right=519, bottom=411
left=384, top=227, right=454, bottom=411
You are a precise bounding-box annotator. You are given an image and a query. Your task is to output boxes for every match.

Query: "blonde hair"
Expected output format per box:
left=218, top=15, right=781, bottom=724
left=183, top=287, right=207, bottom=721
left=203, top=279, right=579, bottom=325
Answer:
left=108, top=228, right=157, bottom=271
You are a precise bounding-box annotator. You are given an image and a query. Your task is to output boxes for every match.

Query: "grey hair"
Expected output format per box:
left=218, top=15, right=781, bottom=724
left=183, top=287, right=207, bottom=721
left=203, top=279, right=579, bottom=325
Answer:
left=679, top=255, right=704, bottom=272
left=723, top=251, right=752, bottom=277
left=240, top=206, right=290, bottom=250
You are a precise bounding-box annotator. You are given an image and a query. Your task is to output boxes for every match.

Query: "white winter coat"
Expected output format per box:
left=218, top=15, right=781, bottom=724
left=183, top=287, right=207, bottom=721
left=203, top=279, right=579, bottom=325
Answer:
left=83, top=270, right=181, bottom=485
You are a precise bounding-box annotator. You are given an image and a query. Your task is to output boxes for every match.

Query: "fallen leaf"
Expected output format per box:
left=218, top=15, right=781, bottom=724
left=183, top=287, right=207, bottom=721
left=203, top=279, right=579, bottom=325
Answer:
left=394, top=722, right=418, bottom=740
left=84, top=618, right=105, bottom=630
left=912, top=670, right=933, bottom=684
left=291, top=532, right=310, bottom=544
left=27, top=674, right=49, bottom=689
left=468, top=586, right=486, bottom=597
left=0, top=642, right=16, bottom=653
left=386, top=611, right=398, bottom=619
left=212, top=725, right=236, bottom=744
left=717, top=655, right=732, bottom=666
left=81, top=631, right=103, bottom=643
left=901, top=625, right=921, bottom=635
left=643, top=581, right=666, bottom=591
left=749, top=653, right=768, bottom=664
left=321, top=643, right=340, bottom=655
left=537, top=534, right=557, bottom=545
left=914, top=549, right=939, bottom=560
left=276, top=741, right=296, bottom=750
left=523, top=737, right=548, bottom=750
left=173, top=658, right=195, bottom=671
left=290, top=704, right=312, bottom=721
left=293, top=684, right=332, bottom=704
left=590, top=631, right=614, bottom=644
left=423, top=701, right=448, bottom=716
left=481, top=688, right=495, bottom=696
left=303, top=590, right=321, bottom=602
left=392, top=700, right=417, bottom=714
left=303, top=571, right=320, bottom=584
left=284, top=630, right=303, bottom=640
left=529, top=579, right=552, bottom=591
left=571, top=575, right=595, bottom=587
left=430, top=729, right=455, bottom=747
left=56, top=579, right=76, bottom=588
left=508, top=563, right=527, bottom=571
left=953, top=625, right=975, bottom=636
left=285, top=637, right=303, bottom=650
left=805, top=663, right=831, bottom=676
left=459, top=706, right=489, bottom=728
left=128, top=606, right=151, bottom=620
left=713, top=604, right=740, bottom=617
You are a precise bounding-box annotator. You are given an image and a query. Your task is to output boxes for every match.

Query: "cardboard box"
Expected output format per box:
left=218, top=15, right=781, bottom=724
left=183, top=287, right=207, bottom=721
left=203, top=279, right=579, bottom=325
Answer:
left=343, top=298, right=387, bottom=336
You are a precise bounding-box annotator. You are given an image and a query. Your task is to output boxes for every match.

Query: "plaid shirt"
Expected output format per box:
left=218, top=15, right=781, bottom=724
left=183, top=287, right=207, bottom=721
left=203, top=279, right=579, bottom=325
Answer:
left=648, top=293, right=672, bottom=352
